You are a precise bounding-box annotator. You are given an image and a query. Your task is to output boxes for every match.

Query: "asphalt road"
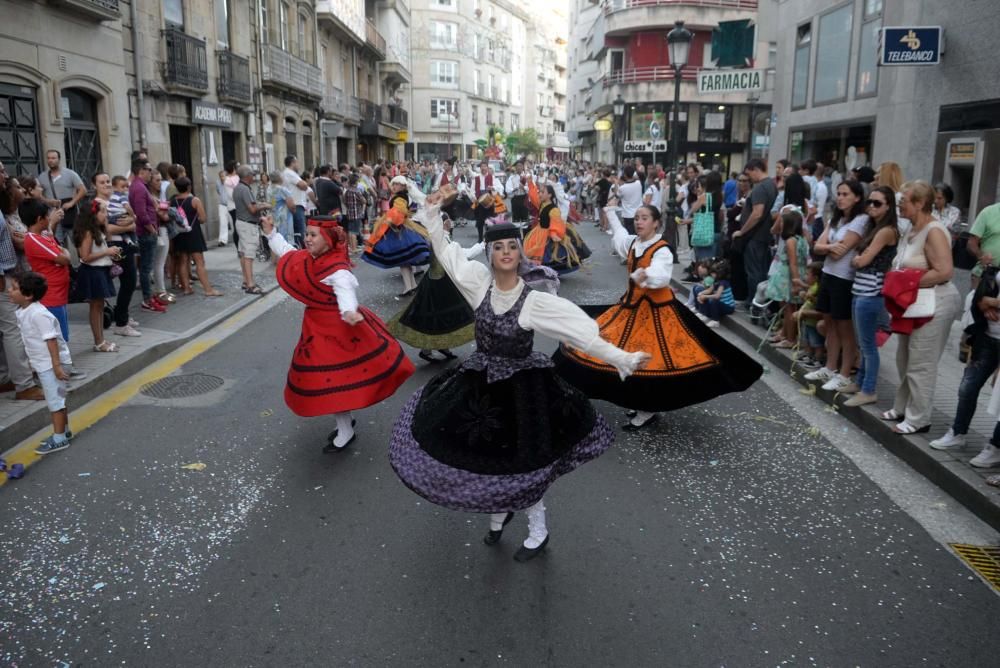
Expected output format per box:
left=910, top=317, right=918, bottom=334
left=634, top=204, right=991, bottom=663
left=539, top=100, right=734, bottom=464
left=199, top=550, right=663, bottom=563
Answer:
left=2, top=221, right=999, bottom=667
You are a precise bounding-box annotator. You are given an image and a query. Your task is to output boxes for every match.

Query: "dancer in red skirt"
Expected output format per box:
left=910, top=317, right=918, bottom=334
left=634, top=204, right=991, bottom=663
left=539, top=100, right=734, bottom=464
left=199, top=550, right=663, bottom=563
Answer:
left=262, top=213, right=415, bottom=451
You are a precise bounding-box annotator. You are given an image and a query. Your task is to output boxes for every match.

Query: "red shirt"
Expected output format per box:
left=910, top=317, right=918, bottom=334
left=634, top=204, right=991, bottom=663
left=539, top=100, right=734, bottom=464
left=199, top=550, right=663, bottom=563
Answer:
left=24, top=233, right=70, bottom=306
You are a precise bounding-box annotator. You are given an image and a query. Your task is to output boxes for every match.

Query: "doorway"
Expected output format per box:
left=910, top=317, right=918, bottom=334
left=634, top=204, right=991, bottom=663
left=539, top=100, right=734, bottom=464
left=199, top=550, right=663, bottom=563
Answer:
left=169, top=125, right=192, bottom=173
left=0, top=83, right=42, bottom=177
left=222, top=130, right=240, bottom=167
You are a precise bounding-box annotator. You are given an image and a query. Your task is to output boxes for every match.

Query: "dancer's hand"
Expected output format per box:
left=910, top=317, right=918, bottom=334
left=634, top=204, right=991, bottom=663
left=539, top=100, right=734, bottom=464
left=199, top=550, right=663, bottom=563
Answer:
left=342, top=310, right=364, bottom=325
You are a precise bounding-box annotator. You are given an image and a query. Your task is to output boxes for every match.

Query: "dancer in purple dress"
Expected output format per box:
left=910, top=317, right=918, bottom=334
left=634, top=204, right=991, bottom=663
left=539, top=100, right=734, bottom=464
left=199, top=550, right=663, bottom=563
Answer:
left=388, top=195, right=649, bottom=561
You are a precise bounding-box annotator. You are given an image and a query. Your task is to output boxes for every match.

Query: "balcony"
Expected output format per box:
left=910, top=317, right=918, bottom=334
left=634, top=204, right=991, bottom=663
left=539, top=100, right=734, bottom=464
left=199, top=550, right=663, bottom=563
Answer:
left=322, top=85, right=360, bottom=123
left=602, top=65, right=698, bottom=86
left=384, top=105, right=408, bottom=128
left=57, top=0, right=121, bottom=21
left=358, top=98, right=382, bottom=136
left=216, top=50, right=252, bottom=107
left=163, top=25, right=208, bottom=95
left=316, top=0, right=365, bottom=45
left=260, top=44, right=323, bottom=100
left=538, top=105, right=554, bottom=118
left=364, top=19, right=386, bottom=59
left=603, top=0, right=757, bottom=35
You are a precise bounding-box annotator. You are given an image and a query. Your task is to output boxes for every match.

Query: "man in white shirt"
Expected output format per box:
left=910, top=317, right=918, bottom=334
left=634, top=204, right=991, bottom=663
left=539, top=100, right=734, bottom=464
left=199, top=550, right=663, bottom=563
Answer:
left=505, top=161, right=529, bottom=223
left=800, top=159, right=828, bottom=239
left=282, top=155, right=310, bottom=247
left=617, top=165, right=643, bottom=235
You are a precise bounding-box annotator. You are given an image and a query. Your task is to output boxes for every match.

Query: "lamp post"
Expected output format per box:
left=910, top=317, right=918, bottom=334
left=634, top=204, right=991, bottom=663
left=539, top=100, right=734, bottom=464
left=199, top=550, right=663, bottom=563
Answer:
left=665, top=20, right=692, bottom=252
left=612, top=93, right=625, bottom=168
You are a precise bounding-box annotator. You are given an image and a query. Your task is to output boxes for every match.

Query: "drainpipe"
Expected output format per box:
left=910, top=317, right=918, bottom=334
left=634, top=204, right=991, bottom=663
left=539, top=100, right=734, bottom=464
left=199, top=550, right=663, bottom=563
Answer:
left=255, top=0, right=268, bottom=171
left=129, top=0, right=146, bottom=149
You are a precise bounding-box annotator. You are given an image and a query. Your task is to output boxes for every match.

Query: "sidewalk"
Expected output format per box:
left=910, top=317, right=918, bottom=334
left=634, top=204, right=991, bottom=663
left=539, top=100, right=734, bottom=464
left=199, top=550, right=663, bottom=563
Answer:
left=0, top=245, right=278, bottom=450
left=670, top=263, right=1000, bottom=532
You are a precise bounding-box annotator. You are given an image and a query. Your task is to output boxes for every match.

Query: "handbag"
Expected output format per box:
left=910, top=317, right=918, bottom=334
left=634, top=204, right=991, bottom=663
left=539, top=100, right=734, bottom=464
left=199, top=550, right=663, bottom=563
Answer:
left=902, top=287, right=936, bottom=318
left=691, top=193, right=715, bottom=247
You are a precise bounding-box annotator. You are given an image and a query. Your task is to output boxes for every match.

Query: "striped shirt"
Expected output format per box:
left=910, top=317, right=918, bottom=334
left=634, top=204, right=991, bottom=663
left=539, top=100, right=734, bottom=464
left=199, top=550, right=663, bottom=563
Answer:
left=718, top=280, right=735, bottom=307
left=852, top=243, right=897, bottom=297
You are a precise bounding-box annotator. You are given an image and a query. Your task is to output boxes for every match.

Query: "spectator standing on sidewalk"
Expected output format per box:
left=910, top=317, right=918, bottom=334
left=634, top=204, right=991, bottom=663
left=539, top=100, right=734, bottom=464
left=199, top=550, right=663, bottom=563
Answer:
left=282, top=156, right=309, bottom=248
left=73, top=199, right=120, bottom=353
left=146, top=171, right=174, bottom=305
left=37, top=150, right=86, bottom=249
left=170, top=177, right=223, bottom=297
left=129, top=160, right=164, bottom=314
left=0, top=161, right=43, bottom=400
left=342, top=173, right=366, bottom=255
left=102, top=174, right=141, bottom=337
left=884, top=181, right=961, bottom=435
left=233, top=166, right=266, bottom=294
left=10, top=272, right=74, bottom=454
left=966, top=202, right=1000, bottom=290
left=617, top=165, right=643, bottom=236
left=731, top=159, right=778, bottom=307
left=20, top=198, right=73, bottom=342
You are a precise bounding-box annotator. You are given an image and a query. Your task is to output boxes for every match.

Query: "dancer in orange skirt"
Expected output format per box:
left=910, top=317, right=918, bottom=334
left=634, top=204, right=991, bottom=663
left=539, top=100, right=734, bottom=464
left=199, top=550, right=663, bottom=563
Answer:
left=553, top=197, right=762, bottom=430
left=523, top=182, right=591, bottom=274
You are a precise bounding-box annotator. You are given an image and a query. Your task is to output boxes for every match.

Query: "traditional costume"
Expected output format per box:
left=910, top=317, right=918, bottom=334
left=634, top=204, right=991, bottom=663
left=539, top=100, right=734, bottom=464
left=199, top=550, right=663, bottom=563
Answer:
left=553, top=207, right=762, bottom=429
left=266, top=215, right=415, bottom=450
left=363, top=184, right=431, bottom=297
left=523, top=181, right=591, bottom=274
left=389, top=213, right=646, bottom=560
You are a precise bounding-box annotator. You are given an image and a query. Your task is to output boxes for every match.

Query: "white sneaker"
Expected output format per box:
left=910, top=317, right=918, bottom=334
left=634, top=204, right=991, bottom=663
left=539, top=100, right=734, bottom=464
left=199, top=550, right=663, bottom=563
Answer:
left=696, top=312, right=709, bottom=322
left=821, top=373, right=850, bottom=391
left=804, top=367, right=834, bottom=382
left=114, top=325, right=142, bottom=337
left=706, top=319, right=720, bottom=328
left=970, top=444, right=1000, bottom=468
left=127, top=317, right=139, bottom=328
left=929, top=429, right=966, bottom=450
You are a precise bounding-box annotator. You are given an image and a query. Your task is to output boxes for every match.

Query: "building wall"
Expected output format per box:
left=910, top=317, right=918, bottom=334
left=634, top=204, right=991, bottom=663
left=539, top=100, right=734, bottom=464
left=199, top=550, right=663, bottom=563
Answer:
left=0, top=0, right=132, bottom=181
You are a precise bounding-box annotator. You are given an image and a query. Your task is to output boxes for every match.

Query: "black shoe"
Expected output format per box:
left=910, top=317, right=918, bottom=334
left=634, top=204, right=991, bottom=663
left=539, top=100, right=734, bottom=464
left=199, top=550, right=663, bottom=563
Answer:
left=325, top=418, right=357, bottom=444
left=513, top=535, right=549, bottom=562
left=622, top=413, right=659, bottom=431
left=418, top=350, right=441, bottom=363
left=483, top=512, right=514, bottom=545
left=437, top=349, right=458, bottom=360
left=625, top=409, right=637, bottom=418
left=322, top=431, right=356, bottom=453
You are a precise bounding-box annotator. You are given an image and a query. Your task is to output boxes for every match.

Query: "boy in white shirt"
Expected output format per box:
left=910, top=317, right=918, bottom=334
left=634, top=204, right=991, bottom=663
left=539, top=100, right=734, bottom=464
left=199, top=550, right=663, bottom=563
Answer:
left=10, top=272, right=74, bottom=454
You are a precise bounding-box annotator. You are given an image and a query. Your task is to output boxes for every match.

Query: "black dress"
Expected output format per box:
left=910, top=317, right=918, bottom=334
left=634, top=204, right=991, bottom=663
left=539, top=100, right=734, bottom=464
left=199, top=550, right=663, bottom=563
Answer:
left=170, top=195, right=208, bottom=254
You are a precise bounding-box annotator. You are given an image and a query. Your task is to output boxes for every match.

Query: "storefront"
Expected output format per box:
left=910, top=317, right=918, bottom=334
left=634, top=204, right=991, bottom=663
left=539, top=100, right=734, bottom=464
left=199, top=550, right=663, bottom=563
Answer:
left=932, top=99, right=1000, bottom=223
left=788, top=122, right=875, bottom=174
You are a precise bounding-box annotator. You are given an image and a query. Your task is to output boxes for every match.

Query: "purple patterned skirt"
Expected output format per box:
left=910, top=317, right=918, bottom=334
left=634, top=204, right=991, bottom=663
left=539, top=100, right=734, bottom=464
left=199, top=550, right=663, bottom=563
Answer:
left=389, top=377, right=615, bottom=514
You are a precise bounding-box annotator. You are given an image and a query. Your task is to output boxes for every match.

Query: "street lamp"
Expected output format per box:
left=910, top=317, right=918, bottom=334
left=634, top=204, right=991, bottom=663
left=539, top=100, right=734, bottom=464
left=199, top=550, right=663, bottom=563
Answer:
left=665, top=20, right=692, bottom=251
left=613, top=93, right=625, bottom=167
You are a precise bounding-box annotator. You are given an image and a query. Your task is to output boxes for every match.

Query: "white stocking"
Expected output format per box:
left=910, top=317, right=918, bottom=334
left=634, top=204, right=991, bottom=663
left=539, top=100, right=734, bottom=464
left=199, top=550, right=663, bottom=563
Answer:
left=631, top=410, right=656, bottom=426
left=489, top=512, right=509, bottom=531
left=400, top=266, right=416, bottom=291
left=332, top=411, right=355, bottom=448
left=523, top=499, right=548, bottom=549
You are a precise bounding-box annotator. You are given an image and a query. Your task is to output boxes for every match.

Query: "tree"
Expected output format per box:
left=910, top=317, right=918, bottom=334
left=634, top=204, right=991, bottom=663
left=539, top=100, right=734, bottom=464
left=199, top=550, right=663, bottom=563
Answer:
left=507, top=129, right=544, bottom=160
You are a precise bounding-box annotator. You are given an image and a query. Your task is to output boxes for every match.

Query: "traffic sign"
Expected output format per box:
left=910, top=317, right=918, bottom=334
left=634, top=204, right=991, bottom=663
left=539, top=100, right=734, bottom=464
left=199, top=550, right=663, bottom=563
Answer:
left=649, top=121, right=661, bottom=140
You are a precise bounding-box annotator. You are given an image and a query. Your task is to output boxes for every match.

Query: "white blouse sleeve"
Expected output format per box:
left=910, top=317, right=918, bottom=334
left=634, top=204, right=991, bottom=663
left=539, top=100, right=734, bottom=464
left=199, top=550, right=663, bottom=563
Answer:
left=424, top=204, right=491, bottom=308
left=320, top=269, right=360, bottom=319
left=519, top=291, right=647, bottom=380
left=632, top=245, right=674, bottom=289
left=265, top=229, right=296, bottom=258
left=463, top=241, right=485, bottom=260
left=604, top=206, right=636, bottom=259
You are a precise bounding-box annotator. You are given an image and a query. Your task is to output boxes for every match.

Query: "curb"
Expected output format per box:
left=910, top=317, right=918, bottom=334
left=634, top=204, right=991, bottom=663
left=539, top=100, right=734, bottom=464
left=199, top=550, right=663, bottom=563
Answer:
left=671, top=277, right=1000, bottom=534
left=0, top=285, right=280, bottom=454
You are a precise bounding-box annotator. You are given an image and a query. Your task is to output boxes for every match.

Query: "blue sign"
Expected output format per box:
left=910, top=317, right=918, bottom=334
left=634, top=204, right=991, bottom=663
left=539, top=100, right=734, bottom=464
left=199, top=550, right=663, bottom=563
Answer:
left=880, top=27, right=943, bottom=66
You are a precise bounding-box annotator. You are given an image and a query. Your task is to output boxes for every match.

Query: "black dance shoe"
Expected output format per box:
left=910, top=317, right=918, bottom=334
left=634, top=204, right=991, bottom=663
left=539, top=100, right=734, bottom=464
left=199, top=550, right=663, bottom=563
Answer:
left=322, top=432, right=356, bottom=453
left=325, top=418, right=357, bottom=445
left=513, top=535, right=549, bottom=562
left=625, top=409, right=637, bottom=418
left=483, top=512, right=514, bottom=545
left=622, top=413, right=659, bottom=432
left=418, top=350, right=442, bottom=363
left=437, top=349, right=458, bottom=360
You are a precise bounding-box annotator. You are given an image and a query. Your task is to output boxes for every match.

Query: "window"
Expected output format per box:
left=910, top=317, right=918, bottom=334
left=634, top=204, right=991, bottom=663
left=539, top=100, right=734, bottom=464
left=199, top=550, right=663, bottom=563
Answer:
left=499, top=110, right=505, bottom=128
left=279, top=1, right=290, bottom=51
left=260, top=0, right=269, bottom=45
left=500, top=78, right=507, bottom=103
left=511, top=113, right=519, bottom=131
left=431, top=21, right=457, bottom=49
left=486, top=107, right=493, bottom=126
left=864, top=0, right=883, bottom=17
left=473, top=69, right=480, bottom=94
left=488, top=73, right=495, bottom=99
left=430, top=98, right=458, bottom=123
left=554, top=120, right=564, bottom=132
left=699, top=105, right=732, bottom=142
left=471, top=104, right=478, bottom=131
left=791, top=23, right=811, bottom=109
left=473, top=33, right=481, bottom=60
left=298, top=13, right=307, bottom=60
left=431, top=60, right=459, bottom=88
left=164, top=0, right=184, bottom=27
left=858, top=3, right=882, bottom=97
left=431, top=0, right=454, bottom=7
left=813, top=4, right=852, bottom=105
left=214, top=0, right=229, bottom=48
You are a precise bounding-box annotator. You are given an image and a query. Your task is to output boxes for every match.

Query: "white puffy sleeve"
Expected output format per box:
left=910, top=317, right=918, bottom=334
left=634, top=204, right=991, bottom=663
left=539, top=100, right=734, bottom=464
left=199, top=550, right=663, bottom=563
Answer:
left=519, top=291, right=647, bottom=380
left=631, top=245, right=674, bottom=289
left=424, top=204, right=491, bottom=308
left=605, top=206, right=636, bottom=259
left=463, top=241, right=485, bottom=260
left=320, top=270, right=360, bottom=319
left=265, top=229, right=297, bottom=258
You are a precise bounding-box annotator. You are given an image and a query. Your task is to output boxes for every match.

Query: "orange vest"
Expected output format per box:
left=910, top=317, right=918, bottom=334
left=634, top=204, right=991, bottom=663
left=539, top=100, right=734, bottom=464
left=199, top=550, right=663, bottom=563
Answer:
left=625, top=239, right=674, bottom=305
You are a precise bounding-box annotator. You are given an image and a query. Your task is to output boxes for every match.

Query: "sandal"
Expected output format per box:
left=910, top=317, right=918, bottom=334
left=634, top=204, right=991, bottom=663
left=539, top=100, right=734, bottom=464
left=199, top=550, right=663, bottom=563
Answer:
left=94, top=340, right=119, bottom=353
left=892, top=421, right=931, bottom=435
left=244, top=285, right=263, bottom=295
left=204, top=290, right=224, bottom=297
left=772, top=340, right=795, bottom=349
left=880, top=409, right=903, bottom=422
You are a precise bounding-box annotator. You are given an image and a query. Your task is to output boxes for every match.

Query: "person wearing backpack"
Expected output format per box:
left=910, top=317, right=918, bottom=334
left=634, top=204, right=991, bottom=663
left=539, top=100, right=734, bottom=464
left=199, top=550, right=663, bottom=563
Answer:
left=170, top=177, right=223, bottom=297
left=684, top=172, right=724, bottom=260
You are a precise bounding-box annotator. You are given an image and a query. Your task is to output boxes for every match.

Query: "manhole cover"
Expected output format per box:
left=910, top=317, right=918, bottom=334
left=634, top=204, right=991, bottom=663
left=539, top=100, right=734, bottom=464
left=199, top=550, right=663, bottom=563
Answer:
left=140, top=373, right=224, bottom=399
left=951, top=543, right=1000, bottom=591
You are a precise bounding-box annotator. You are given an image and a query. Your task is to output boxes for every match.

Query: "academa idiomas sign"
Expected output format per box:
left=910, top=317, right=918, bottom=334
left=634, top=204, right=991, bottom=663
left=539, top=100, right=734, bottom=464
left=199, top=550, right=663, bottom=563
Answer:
left=697, top=69, right=764, bottom=95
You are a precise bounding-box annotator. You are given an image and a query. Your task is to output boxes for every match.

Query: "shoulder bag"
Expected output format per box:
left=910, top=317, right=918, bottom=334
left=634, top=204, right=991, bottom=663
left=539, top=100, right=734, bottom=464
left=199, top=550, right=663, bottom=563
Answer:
left=691, top=193, right=715, bottom=248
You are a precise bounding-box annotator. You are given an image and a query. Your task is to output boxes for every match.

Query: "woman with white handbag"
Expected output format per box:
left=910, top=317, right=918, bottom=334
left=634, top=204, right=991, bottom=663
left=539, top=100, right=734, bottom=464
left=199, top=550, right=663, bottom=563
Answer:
left=882, top=181, right=961, bottom=435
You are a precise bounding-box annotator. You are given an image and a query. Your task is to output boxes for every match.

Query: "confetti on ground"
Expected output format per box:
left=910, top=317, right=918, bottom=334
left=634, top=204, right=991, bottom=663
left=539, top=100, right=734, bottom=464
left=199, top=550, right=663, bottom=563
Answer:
left=180, top=462, right=207, bottom=471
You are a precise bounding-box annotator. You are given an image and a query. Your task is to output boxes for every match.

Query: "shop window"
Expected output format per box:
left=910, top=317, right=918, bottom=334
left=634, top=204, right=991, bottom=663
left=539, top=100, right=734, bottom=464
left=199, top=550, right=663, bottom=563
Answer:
left=699, top=105, right=732, bottom=143
left=792, top=24, right=811, bottom=110
left=813, top=4, right=852, bottom=106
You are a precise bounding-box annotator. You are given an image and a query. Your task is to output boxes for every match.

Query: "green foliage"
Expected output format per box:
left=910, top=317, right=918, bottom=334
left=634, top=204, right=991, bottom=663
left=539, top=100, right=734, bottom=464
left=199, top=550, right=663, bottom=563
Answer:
left=507, top=128, right=544, bottom=159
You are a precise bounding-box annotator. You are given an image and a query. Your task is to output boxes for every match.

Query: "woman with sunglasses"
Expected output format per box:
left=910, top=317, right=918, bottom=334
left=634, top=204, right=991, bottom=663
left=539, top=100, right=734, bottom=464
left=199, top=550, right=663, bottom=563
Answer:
left=844, top=186, right=899, bottom=407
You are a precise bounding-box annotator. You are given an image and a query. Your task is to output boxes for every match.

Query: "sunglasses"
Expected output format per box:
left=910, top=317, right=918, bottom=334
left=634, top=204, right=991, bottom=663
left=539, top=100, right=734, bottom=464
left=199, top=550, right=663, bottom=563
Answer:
left=865, top=199, right=886, bottom=209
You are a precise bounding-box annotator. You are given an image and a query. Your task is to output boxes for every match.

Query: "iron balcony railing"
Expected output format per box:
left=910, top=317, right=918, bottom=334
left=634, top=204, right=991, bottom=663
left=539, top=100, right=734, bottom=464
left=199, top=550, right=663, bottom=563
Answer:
left=384, top=105, right=408, bottom=128
left=602, top=65, right=699, bottom=86
left=163, top=25, right=208, bottom=92
left=260, top=44, right=323, bottom=99
left=216, top=50, right=252, bottom=106
left=604, top=0, right=758, bottom=12
left=359, top=98, right=381, bottom=135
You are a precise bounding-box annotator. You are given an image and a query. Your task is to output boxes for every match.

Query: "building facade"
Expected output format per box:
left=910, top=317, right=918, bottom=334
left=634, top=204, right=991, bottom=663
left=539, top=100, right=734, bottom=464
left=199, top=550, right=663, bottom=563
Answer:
left=524, top=14, right=571, bottom=160
left=567, top=0, right=774, bottom=174
left=0, top=0, right=132, bottom=185
left=769, top=0, right=1000, bottom=221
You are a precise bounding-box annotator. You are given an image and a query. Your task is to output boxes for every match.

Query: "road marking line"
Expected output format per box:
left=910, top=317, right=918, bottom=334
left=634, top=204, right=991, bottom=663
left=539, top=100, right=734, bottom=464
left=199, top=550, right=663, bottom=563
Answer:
left=0, top=291, right=285, bottom=486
